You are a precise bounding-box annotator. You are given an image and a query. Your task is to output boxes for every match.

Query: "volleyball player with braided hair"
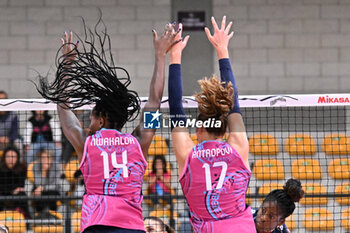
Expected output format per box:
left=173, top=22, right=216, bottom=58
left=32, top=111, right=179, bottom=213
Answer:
left=168, top=16, right=255, bottom=232
left=254, top=179, right=304, bottom=233
left=35, top=20, right=179, bottom=233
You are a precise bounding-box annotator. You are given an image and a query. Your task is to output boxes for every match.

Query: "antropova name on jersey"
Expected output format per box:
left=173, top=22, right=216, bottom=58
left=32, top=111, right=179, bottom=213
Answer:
left=192, top=146, right=233, bottom=159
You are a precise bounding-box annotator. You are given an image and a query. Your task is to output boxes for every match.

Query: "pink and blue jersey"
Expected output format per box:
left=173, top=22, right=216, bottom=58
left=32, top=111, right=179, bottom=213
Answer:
left=179, top=140, right=256, bottom=233
left=79, top=128, right=147, bottom=232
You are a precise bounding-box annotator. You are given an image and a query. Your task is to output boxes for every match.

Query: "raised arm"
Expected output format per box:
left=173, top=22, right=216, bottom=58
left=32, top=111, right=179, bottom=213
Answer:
left=205, top=16, right=249, bottom=169
left=168, top=24, right=193, bottom=175
left=57, top=32, right=85, bottom=161
left=132, top=24, right=179, bottom=157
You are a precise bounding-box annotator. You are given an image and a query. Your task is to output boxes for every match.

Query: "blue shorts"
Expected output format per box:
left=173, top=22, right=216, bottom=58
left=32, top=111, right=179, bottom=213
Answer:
left=83, top=225, right=145, bottom=233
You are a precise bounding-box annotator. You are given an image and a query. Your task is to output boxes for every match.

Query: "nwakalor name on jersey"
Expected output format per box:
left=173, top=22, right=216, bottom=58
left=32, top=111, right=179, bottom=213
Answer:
left=90, top=136, right=136, bottom=146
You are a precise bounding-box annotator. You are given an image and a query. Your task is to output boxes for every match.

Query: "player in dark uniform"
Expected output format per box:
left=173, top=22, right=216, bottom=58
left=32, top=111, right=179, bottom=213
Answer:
left=253, top=179, right=304, bottom=233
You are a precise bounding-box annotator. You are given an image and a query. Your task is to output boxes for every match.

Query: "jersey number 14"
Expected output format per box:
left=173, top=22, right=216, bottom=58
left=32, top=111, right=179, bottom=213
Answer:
left=101, top=151, right=128, bottom=179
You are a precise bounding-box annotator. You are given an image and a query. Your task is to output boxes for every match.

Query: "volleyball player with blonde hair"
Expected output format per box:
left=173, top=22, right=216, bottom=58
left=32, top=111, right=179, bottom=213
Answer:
left=35, top=20, right=180, bottom=233
left=168, top=16, right=256, bottom=232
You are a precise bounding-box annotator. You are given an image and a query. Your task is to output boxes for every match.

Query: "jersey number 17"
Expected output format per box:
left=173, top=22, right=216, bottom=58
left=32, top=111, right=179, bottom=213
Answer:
left=203, top=162, right=227, bottom=191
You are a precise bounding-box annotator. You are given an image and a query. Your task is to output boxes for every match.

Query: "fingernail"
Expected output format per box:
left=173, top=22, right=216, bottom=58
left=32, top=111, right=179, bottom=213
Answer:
left=77, top=40, right=79, bottom=43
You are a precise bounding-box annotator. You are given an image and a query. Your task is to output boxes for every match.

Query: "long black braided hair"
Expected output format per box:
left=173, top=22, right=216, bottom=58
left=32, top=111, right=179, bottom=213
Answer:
left=34, top=17, right=140, bottom=131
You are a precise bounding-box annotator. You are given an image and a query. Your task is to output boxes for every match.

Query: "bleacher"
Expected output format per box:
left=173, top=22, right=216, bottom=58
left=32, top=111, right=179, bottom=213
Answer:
left=247, top=131, right=350, bottom=232
left=142, top=130, right=350, bottom=232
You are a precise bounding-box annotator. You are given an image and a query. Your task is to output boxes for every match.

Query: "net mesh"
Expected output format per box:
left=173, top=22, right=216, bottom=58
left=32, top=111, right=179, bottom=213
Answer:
left=0, top=95, right=349, bottom=233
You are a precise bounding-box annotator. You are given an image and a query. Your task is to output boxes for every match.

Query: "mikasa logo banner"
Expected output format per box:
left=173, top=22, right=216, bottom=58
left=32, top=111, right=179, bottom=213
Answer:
left=318, top=95, right=350, bottom=104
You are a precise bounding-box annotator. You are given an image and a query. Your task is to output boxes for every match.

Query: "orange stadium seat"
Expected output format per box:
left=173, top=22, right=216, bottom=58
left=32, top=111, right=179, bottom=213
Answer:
left=223, top=133, right=229, bottom=142
left=300, top=183, right=328, bottom=206
left=258, top=183, right=283, bottom=203
left=322, top=133, right=350, bottom=155
left=328, top=158, right=350, bottom=179
left=285, top=133, right=316, bottom=155
left=190, top=134, right=198, bottom=145
left=0, top=210, right=26, bottom=233
left=144, top=158, right=152, bottom=181
left=246, top=187, right=252, bottom=206
left=33, top=210, right=63, bottom=233
left=27, top=160, right=37, bottom=183
left=285, top=214, right=297, bottom=231
left=342, top=208, right=350, bottom=231
left=253, top=159, right=285, bottom=180
left=302, top=208, right=334, bottom=231
left=148, top=135, right=168, bottom=156
left=291, top=159, right=323, bottom=180
left=249, top=134, right=279, bottom=155
left=149, top=207, right=180, bottom=229
left=72, top=211, right=81, bottom=233
left=335, top=183, right=350, bottom=205
left=65, top=159, right=80, bottom=184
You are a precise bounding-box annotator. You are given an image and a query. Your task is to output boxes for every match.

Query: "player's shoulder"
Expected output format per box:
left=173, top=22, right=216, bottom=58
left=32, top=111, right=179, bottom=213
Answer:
left=272, top=223, right=289, bottom=233
left=279, top=224, right=289, bottom=233
left=251, top=208, right=258, bottom=218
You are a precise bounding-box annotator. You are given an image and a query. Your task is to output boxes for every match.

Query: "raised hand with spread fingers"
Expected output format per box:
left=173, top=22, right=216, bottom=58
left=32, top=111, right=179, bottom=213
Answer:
left=205, top=15, right=233, bottom=59
left=60, top=31, right=79, bottom=64
left=169, top=23, right=190, bottom=64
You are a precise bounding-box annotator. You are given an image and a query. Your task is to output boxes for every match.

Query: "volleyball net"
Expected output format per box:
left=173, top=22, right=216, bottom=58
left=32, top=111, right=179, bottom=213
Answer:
left=0, top=94, right=349, bottom=233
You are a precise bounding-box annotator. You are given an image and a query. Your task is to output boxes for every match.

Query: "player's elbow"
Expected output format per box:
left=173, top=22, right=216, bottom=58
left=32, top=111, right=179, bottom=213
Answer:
left=149, top=92, right=163, bottom=105
left=144, top=99, right=161, bottom=111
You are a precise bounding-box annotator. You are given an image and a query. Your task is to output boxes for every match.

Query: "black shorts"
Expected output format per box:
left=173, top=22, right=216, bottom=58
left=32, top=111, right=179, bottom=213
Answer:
left=83, top=225, right=145, bottom=233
